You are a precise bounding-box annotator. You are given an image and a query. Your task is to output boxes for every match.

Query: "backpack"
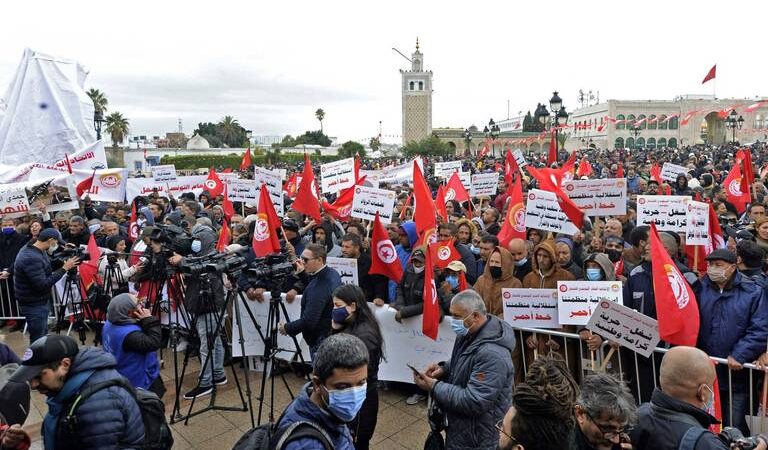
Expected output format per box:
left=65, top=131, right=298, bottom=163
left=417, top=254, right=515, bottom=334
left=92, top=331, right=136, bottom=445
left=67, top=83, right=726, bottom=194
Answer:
left=231, top=413, right=334, bottom=450
left=61, top=378, right=173, bottom=450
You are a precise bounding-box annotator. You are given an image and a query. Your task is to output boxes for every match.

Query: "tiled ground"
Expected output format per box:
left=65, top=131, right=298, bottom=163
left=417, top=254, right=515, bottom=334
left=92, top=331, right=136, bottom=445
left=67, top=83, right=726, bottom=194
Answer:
left=3, top=330, right=430, bottom=450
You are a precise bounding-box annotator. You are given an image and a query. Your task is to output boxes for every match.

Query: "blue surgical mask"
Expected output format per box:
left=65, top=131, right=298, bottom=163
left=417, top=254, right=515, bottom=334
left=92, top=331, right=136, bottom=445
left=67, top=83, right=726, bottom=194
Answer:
left=469, top=245, right=480, bottom=256
left=451, top=315, right=470, bottom=336
left=701, top=384, right=715, bottom=413
left=586, top=268, right=603, bottom=281
left=332, top=306, right=351, bottom=324
left=445, top=275, right=459, bottom=289
left=191, top=240, right=202, bottom=253
left=1, top=227, right=14, bottom=235
left=322, top=383, right=367, bottom=422
left=514, top=257, right=528, bottom=267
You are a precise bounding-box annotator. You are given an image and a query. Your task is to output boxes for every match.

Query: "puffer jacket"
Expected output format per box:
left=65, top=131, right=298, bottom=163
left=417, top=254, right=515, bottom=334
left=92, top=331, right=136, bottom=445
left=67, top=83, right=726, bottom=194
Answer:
left=275, top=383, right=354, bottom=450
left=521, top=239, right=575, bottom=288
left=13, top=242, right=66, bottom=306
left=50, top=347, right=144, bottom=450
left=395, top=264, right=452, bottom=318
left=432, top=315, right=516, bottom=450
left=473, top=247, right=522, bottom=317
left=624, top=260, right=699, bottom=319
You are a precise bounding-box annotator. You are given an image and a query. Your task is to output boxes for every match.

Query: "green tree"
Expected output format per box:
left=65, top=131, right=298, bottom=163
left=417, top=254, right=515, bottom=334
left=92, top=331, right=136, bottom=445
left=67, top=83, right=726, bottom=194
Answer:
left=216, top=115, right=248, bottom=147
left=315, top=108, right=325, bottom=133
left=86, top=88, right=108, bottom=114
left=402, top=135, right=451, bottom=158
left=522, top=111, right=533, bottom=132
left=105, top=112, right=129, bottom=148
left=295, top=130, right=331, bottom=147
left=369, top=136, right=381, bottom=151
left=338, top=140, right=365, bottom=158
left=193, top=122, right=218, bottom=137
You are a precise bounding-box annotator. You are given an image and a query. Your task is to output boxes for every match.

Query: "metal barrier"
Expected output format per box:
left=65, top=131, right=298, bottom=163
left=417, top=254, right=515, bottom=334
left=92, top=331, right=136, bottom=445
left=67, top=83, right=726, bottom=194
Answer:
left=0, top=279, right=22, bottom=320
left=514, top=326, right=768, bottom=434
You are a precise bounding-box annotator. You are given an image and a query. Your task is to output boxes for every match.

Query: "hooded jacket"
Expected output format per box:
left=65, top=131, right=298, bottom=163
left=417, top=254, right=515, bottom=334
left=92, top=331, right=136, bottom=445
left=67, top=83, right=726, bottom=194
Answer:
left=432, top=315, right=516, bottom=450
left=582, top=253, right=616, bottom=281
left=275, top=383, right=354, bottom=450
left=138, top=206, right=155, bottom=226
left=473, top=247, right=522, bottom=317
left=522, top=240, right=576, bottom=288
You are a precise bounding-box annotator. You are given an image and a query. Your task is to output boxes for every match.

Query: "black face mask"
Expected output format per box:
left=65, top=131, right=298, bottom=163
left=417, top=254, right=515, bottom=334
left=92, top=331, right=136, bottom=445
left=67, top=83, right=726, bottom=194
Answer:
left=489, top=266, right=503, bottom=279
left=606, top=249, right=622, bottom=263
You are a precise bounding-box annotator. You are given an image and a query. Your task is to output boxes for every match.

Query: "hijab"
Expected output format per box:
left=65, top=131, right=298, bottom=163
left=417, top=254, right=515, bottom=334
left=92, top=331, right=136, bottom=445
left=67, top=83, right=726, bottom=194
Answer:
left=107, top=293, right=138, bottom=325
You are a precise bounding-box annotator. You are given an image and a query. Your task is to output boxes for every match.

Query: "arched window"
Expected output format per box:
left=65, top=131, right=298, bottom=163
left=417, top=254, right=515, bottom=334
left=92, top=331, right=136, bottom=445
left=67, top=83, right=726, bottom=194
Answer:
left=626, top=114, right=636, bottom=127
left=668, top=138, right=678, bottom=148
left=648, top=115, right=657, bottom=130
left=647, top=137, right=656, bottom=149
left=409, top=81, right=414, bottom=90
left=614, top=137, right=624, bottom=149
left=418, top=81, right=424, bottom=91
left=625, top=137, right=634, bottom=149
left=637, top=114, right=647, bottom=130
left=636, top=137, right=645, bottom=149
left=669, top=116, right=679, bottom=129
left=616, top=114, right=626, bottom=130
left=658, top=115, right=668, bottom=130
left=755, top=114, right=764, bottom=129
left=658, top=137, right=667, bottom=148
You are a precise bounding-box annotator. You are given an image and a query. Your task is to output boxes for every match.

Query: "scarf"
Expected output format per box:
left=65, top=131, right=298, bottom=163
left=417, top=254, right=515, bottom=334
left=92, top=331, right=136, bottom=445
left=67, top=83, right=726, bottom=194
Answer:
left=43, top=369, right=95, bottom=450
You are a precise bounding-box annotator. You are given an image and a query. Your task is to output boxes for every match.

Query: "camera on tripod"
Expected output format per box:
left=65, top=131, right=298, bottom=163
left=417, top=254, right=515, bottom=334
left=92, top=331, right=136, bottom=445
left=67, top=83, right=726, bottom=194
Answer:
left=246, top=253, right=295, bottom=282
left=150, top=224, right=195, bottom=257
left=719, top=427, right=764, bottom=450
left=52, top=245, right=90, bottom=265
left=178, top=251, right=248, bottom=276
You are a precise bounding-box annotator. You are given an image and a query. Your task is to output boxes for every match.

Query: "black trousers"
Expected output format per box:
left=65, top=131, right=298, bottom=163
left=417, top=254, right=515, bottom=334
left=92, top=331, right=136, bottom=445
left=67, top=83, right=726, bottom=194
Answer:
left=348, top=385, right=379, bottom=450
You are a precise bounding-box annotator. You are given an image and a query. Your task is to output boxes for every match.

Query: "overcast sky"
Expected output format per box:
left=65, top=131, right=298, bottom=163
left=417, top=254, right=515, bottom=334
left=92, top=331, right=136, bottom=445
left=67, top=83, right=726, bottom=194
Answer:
left=1, top=0, right=766, bottom=144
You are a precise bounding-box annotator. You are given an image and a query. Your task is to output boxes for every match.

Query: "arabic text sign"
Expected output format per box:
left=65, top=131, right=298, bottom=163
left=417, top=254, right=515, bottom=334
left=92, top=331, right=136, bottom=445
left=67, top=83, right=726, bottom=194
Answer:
left=563, top=178, right=627, bottom=217
left=557, top=281, right=623, bottom=326
left=685, top=200, right=710, bottom=246
left=351, top=186, right=396, bottom=224
left=320, top=158, right=355, bottom=194
left=125, top=175, right=207, bottom=203
left=636, top=195, right=691, bottom=232
left=327, top=257, right=359, bottom=286
left=151, top=164, right=177, bottom=182
left=0, top=185, right=31, bottom=216
left=586, top=300, right=659, bottom=358
left=513, top=149, right=528, bottom=168
left=252, top=166, right=285, bottom=214
left=661, top=162, right=689, bottom=182
left=226, top=179, right=259, bottom=203
left=524, top=189, right=579, bottom=235
left=471, top=172, right=499, bottom=197
left=377, top=158, right=423, bottom=184
left=501, top=288, right=559, bottom=328
left=433, top=161, right=463, bottom=178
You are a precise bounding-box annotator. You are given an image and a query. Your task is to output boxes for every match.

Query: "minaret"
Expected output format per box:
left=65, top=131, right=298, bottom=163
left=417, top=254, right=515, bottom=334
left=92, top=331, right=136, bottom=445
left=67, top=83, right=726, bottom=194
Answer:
left=401, top=38, right=433, bottom=144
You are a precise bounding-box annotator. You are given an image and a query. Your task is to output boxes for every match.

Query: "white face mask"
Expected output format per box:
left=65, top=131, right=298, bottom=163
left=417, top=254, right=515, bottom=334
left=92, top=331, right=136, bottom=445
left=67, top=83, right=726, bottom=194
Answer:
left=413, top=265, right=425, bottom=274
left=47, top=242, right=58, bottom=254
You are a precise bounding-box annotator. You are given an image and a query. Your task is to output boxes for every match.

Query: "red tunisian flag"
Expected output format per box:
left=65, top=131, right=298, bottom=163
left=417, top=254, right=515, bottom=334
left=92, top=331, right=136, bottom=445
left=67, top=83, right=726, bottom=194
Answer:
left=497, top=178, right=526, bottom=248
left=435, top=185, right=448, bottom=221
left=428, top=241, right=461, bottom=269
left=205, top=168, right=225, bottom=197
left=322, top=176, right=366, bottom=220
left=738, top=148, right=755, bottom=195
left=128, top=202, right=140, bottom=241
left=422, top=245, right=440, bottom=340
left=702, top=64, right=716, bottom=84
left=240, top=147, right=252, bottom=171
left=222, top=185, right=235, bottom=222
left=504, top=149, right=520, bottom=186
left=79, top=234, right=102, bottom=296
left=547, top=129, right=557, bottom=166
left=76, top=170, right=96, bottom=198
left=526, top=165, right=585, bottom=229
left=370, top=213, right=404, bottom=283
left=650, top=223, right=700, bottom=345
left=252, top=182, right=282, bottom=257
left=216, top=219, right=231, bottom=252
left=650, top=163, right=664, bottom=185
left=576, top=158, right=593, bottom=177
left=446, top=171, right=470, bottom=203
left=616, top=164, right=624, bottom=178
left=413, top=161, right=437, bottom=246
left=723, top=163, right=749, bottom=213
left=292, top=154, right=322, bottom=221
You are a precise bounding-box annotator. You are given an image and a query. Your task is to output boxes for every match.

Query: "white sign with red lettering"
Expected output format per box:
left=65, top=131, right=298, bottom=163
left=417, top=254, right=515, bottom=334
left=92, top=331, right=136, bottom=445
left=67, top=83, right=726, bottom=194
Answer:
left=320, top=158, right=355, bottom=194
left=685, top=200, right=710, bottom=246
left=352, top=186, right=396, bottom=224
left=586, top=300, right=659, bottom=358
left=557, top=281, right=622, bottom=326
left=502, top=289, right=559, bottom=328
left=563, top=178, right=627, bottom=217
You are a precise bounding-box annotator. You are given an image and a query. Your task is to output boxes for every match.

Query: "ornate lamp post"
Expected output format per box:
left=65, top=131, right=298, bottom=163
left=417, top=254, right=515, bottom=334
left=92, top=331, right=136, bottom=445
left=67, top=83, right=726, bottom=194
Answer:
left=463, top=128, right=473, bottom=156
left=483, top=119, right=500, bottom=157
left=536, top=92, right=569, bottom=158
left=725, top=109, right=745, bottom=145
left=93, top=109, right=105, bottom=141
left=629, top=125, right=641, bottom=149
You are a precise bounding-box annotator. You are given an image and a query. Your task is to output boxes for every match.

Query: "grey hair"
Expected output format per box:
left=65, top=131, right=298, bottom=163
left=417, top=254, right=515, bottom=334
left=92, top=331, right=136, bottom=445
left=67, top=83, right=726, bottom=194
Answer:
left=69, top=215, right=85, bottom=225
left=577, top=374, right=637, bottom=425
left=450, top=289, right=487, bottom=314
left=313, top=334, right=369, bottom=382
left=196, top=217, right=213, bottom=228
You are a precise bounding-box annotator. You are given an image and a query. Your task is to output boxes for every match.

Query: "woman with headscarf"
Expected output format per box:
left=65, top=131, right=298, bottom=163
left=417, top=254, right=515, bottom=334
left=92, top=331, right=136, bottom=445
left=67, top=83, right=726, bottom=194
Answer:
left=97, top=235, right=142, bottom=290
left=102, top=293, right=165, bottom=397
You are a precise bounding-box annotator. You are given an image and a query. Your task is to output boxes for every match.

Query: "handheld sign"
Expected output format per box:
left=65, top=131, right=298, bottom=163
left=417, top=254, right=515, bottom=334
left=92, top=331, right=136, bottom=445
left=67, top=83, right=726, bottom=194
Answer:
left=327, top=257, right=359, bottom=286
left=502, top=289, right=559, bottom=328
left=661, top=162, right=689, bottom=183
left=151, top=164, right=178, bottom=182
left=352, top=186, right=396, bottom=224
left=320, top=158, right=355, bottom=194
left=586, top=300, right=660, bottom=358
left=685, top=200, right=710, bottom=246
left=636, top=195, right=691, bottom=232
left=470, top=172, right=499, bottom=197
left=557, top=281, right=622, bottom=326
left=525, top=189, right=579, bottom=235
left=563, top=178, right=627, bottom=217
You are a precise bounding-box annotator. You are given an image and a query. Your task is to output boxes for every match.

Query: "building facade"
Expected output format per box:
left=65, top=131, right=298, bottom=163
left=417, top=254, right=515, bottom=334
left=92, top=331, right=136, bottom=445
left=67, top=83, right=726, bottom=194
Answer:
left=401, top=39, right=433, bottom=145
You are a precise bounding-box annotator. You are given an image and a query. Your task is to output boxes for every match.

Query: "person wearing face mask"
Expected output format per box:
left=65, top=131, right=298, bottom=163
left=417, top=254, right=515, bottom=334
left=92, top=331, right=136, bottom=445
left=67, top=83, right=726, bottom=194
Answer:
left=507, top=238, right=533, bottom=281
left=630, top=346, right=768, bottom=450
left=473, top=247, right=522, bottom=317
left=330, top=285, right=384, bottom=450
left=439, top=261, right=469, bottom=305
left=694, top=248, right=768, bottom=435
left=13, top=229, right=78, bottom=343
left=577, top=253, right=616, bottom=354
left=274, top=333, right=369, bottom=450
left=412, top=290, right=516, bottom=450
left=603, top=236, right=627, bottom=280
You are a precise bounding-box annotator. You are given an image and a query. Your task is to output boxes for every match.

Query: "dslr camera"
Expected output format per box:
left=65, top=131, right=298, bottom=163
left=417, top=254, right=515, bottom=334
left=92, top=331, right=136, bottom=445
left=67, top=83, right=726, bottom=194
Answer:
left=246, top=253, right=295, bottom=283
left=149, top=224, right=195, bottom=257
left=52, top=245, right=90, bottom=264
left=178, top=251, right=248, bottom=276
left=719, top=427, right=764, bottom=450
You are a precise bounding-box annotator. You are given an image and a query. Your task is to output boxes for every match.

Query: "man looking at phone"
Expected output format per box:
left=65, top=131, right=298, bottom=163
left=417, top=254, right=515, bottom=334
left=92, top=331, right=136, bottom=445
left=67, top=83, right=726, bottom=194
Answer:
left=412, top=290, right=515, bottom=450
left=574, top=374, right=636, bottom=450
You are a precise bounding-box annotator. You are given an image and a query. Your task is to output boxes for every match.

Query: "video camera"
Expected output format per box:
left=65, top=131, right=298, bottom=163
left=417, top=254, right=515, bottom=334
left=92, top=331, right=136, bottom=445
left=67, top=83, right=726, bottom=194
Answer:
left=51, top=245, right=90, bottom=264
left=149, top=224, right=194, bottom=257
left=246, top=253, right=295, bottom=283
left=719, top=427, right=764, bottom=450
left=178, top=251, right=248, bottom=276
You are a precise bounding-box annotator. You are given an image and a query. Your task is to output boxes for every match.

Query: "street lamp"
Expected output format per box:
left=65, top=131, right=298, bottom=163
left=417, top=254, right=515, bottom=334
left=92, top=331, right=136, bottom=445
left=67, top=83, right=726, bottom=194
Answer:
left=629, top=125, right=641, bottom=149
left=538, top=92, right=569, bottom=161
left=725, top=109, right=745, bottom=145
left=484, top=119, right=500, bottom=157
left=463, top=128, right=473, bottom=157
left=93, top=109, right=105, bottom=140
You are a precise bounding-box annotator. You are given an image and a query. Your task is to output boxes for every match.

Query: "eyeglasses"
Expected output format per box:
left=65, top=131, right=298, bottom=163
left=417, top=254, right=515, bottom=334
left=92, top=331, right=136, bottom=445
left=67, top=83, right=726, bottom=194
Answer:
left=301, top=255, right=316, bottom=263
left=585, top=411, right=630, bottom=440
left=495, top=419, right=518, bottom=446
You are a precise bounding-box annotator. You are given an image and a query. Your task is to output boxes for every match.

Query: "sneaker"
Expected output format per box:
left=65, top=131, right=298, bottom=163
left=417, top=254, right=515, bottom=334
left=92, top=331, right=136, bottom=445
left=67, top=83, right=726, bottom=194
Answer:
left=183, top=385, right=213, bottom=400
left=214, top=376, right=227, bottom=386
left=405, top=393, right=426, bottom=405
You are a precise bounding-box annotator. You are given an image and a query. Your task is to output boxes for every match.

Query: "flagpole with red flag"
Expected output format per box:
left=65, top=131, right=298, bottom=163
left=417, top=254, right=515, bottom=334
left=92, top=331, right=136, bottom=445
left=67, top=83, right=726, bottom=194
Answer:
left=239, top=147, right=252, bottom=171
left=369, top=213, right=404, bottom=283
left=422, top=244, right=439, bottom=340
left=252, top=183, right=282, bottom=257
left=292, top=154, right=322, bottom=222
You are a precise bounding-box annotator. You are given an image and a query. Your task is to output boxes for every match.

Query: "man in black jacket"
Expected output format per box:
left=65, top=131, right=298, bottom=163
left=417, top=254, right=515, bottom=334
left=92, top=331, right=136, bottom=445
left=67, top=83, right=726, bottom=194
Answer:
left=340, top=233, right=388, bottom=305
left=438, top=223, right=478, bottom=284
left=61, top=216, right=90, bottom=247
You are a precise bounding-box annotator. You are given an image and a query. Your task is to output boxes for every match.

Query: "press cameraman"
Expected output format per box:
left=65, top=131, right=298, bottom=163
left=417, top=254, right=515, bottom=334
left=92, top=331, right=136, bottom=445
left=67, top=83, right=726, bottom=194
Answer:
left=13, top=229, right=79, bottom=343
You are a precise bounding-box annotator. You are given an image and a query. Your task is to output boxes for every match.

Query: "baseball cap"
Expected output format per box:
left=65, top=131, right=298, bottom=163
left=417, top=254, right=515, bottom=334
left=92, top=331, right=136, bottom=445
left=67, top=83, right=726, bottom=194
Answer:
left=37, top=228, right=65, bottom=245
left=411, top=249, right=426, bottom=262
left=282, top=219, right=299, bottom=232
left=446, top=261, right=467, bottom=272
left=705, top=248, right=737, bottom=264
left=10, top=335, right=79, bottom=383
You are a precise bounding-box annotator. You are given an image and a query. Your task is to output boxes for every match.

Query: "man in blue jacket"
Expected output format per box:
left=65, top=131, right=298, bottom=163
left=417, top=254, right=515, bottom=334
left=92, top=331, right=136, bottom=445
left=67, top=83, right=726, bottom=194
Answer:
left=10, top=334, right=144, bottom=450
left=13, top=229, right=79, bottom=343
left=695, top=248, right=768, bottom=435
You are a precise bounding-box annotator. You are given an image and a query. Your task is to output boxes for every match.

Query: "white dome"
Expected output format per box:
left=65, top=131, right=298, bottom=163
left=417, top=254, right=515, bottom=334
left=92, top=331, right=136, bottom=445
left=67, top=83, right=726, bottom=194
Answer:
left=186, top=133, right=210, bottom=149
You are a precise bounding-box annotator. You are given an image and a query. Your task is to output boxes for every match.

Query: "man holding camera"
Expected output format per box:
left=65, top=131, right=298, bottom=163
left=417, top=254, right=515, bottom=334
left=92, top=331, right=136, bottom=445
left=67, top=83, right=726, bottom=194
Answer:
left=13, top=229, right=79, bottom=343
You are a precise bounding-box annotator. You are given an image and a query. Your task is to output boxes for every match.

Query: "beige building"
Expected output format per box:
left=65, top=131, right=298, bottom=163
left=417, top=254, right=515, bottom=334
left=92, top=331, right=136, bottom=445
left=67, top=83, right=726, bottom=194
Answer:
left=401, top=39, right=433, bottom=145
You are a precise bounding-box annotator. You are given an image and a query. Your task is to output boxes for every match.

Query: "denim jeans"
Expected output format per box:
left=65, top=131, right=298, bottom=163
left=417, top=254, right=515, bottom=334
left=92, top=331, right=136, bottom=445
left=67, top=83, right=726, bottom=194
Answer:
left=720, top=389, right=750, bottom=435
left=20, top=303, right=49, bottom=344
left=195, top=312, right=225, bottom=387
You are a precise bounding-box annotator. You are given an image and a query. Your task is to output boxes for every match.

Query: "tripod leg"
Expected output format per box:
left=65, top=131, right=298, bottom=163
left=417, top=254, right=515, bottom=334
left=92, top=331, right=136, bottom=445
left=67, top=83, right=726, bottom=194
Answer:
left=233, top=290, right=255, bottom=428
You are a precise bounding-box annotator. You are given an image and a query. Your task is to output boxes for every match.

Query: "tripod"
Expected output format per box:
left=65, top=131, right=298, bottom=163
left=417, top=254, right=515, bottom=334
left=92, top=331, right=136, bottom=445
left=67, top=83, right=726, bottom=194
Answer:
left=55, top=269, right=93, bottom=345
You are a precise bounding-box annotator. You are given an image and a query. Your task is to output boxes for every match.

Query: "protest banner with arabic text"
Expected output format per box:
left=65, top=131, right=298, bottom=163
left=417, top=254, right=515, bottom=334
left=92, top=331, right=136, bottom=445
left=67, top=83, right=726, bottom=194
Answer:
left=586, top=300, right=659, bottom=358
left=351, top=186, right=396, bottom=224
left=320, top=158, right=355, bottom=194
left=557, top=280, right=623, bottom=326
left=524, top=188, right=579, bottom=235
left=563, top=178, right=627, bottom=216
left=327, top=257, right=359, bottom=286
left=661, top=162, right=689, bottom=182
left=502, top=288, right=559, bottom=328
left=470, top=172, right=499, bottom=197
left=636, top=195, right=691, bottom=232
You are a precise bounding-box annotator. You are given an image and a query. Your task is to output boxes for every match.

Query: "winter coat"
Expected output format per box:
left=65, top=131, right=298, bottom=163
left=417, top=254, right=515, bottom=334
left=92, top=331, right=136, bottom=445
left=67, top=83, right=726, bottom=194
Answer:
left=48, top=347, right=144, bottom=450
left=61, top=229, right=91, bottom=247
left=521, top=240, right=575, bottom=288
left=473, top=247, right=522, bottom=317
left=582, top=253, right=616, bottom=281
left=284, top=265, right=342, bottom=348
left=355, top=253, right=389, bottom=303
left=624, top=260, right=699, bottom=319
left=333, top=319, right=382, bottom=382
left=13, top=242, right=66, bottom=306
left=432, top=315, right=516, bottom=450
left=455, top=242, right=478, bottom=285
left=395, top=265, right=452, bottom=318
left=276, top=383, right=354, bottom=450
left=0, top=230, right=27, bottom=275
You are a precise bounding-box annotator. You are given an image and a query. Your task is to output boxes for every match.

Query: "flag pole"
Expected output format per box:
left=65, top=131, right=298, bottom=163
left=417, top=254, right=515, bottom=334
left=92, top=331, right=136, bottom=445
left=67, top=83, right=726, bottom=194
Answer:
left=589, top=331, right=596, bottom=372
left=693, top=245, right=700, bottom=277
left=599, top=347, right=616, bottom=373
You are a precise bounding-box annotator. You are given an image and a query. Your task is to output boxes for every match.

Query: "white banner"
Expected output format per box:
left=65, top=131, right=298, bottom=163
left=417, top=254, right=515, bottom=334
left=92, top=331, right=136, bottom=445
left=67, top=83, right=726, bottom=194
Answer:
left=376, top=158, right=423, bottom=185
left=434, top=161, right=462, bottom=178
left=513, top=149, right=528, bottom=168
left=327, top=257, right=358, bottom=286
left=557, top=281, right=623, bottom=326
left=636, top=195, right=691, bottom=232
left=151, top=165, right=177, bottom=182
left=524, top=189, right=579, bottom=235
left=351, top=186, right=396, bottom=224
left=0, top=185, right=30, bottom=216
left=563, top=178, right=627, bottom=217
left=0, top=140, right=108, bottom=184
left=29, top=167, right=128, bottom=203
left=685, top=200, right=710, bottom=246
left=586, top=300, right=659, bottom=358
left=125, top=175, right=207, bottom=203
left=320, top=157, right=355, bottom=194
left=661, top=162, right=689, bottom=182
left=231, top=292, right=310, bottom=359
left=470, top=172, right=499, bottom=197
left=252, top=166, right=285, bottom=214
left=226, top=179, right=259, bottom=203
left=502, top=288, right=559, bottom=328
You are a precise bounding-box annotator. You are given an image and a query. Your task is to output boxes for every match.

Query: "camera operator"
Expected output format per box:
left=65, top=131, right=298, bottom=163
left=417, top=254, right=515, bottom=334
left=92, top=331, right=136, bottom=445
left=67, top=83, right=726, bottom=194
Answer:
left=13, top=229, right=79, bottom=343
left=97, top=235, right=142, bottom=291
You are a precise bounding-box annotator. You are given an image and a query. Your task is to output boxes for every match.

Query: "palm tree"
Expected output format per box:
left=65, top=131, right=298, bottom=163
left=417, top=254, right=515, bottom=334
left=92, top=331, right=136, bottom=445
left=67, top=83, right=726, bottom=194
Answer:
left=217, top=115, right=241, bottom=147
left=315, top=108, right=325, bottom=133
left=86, top=88, right=108, bottom=114
left=105, top=112, right=129, bottom=148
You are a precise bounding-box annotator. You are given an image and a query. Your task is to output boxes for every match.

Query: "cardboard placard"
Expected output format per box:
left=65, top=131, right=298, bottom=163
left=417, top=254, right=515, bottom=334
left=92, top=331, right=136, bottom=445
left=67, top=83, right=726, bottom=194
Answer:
left=327, top=257, right=359, bottom=286
left=661, top=162, right=689, bottom=182
left=557, top=281, right=623, bottom=326
left=636, top=195, right=691, bottom=232
left=434, top=161, right=463, bottom=178
left=320, top=158, right=355, bottom=194
left=151, top=164, right=177, bottom=182
left=563, top=178, right=627, bottom=216
left=351, top=186, right=396, bottom=224
left=502, top=288, right=559, bottom=328
left=470, top=172, right=499, bottom=197
left=685, top=200, right=710, bottom=246
left=524, top=188, right=579, bottom=235
left=586, top=300, right=659, bottom=358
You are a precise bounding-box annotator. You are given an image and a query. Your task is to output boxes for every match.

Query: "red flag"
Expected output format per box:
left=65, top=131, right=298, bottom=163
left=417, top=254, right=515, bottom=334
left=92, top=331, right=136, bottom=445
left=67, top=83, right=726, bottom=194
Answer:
left=526, top=165, right=584, bottom=229
left=709, top=368, right=723, bottom=434
left=205, top=168, right=224, bottom=197
left=478, top=143, right=490, bottom=159
left=252, top=183, right=281, bottom=257
left=616, top=165, right=625, bottom=178
left=547, top=129, right=557, bottom=166
left=284, top=173, right=299, bottom=198
left=457, top=272, right=468, bottom=291
left=240, top=147, right=252, bottom=171
left=370, top=213, right=404, bottom=282
left=323, top=176, right=366, bottom=220
left=497, top=178, right=526, bottom=248
left=354, top=153, right=361, bottom=182
left=128, top=202, right=139, bottom=241
left=650, top=163, right=664, bottom=185
left=216, top=219, right=231, bottom=252
left=707, top=203, right=726, bottom=252
left=504, top=149, right=520, bottom=186
left=445, top=171, right=470, bottom=203
left=428, top=241, right=461, bottom=269
left=723, top=163, right=749, bottom=213
left=435, top=185, right=448, bottom=221
left=702, top=64, right=716, bottom=84
left=399, top=193, right=413, bottom=221
left=292, top=154, right=322, bottom=221
left=222, top=185, right=235, bottom=222
left=745, top=100, right=768, bottom=113
left=79, top=234, right=102, bottom=294
left=649, top=223, right=700, bottom=346
left=422, top=245, right=440, bottom=340
left=576, top=158, right=593, bottom=177
left=76, top=171, right=96, bottom=198
left=681, top=110, right=700, bottom=126
left=413, top=161, right=437, bottom=239
left=738, top=148, right=754, bottom=195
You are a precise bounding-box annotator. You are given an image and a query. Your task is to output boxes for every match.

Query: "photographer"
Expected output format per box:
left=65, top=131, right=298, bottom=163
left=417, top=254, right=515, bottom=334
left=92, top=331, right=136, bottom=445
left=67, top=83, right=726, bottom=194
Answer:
left=97, top=235, right=142, bottom=290
left=13, top=229, right=79, bottom=343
